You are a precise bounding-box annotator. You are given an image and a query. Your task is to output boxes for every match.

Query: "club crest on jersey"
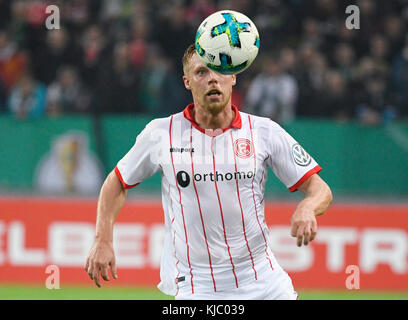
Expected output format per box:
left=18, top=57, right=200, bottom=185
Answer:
left=233, top=138, right=254, bottom=158
left=292, top=144, right=311, bottom=166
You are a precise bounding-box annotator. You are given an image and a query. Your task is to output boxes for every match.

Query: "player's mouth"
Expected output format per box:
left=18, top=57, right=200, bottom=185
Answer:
left=206, top=89, right=222, bottom=97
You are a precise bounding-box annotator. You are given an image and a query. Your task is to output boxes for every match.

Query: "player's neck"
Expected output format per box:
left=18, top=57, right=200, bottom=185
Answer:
left=193, top=103, right=235, bottom=131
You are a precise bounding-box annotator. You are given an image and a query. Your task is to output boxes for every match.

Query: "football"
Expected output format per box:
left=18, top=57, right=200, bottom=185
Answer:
left=195, top=10, right=260, bottom=75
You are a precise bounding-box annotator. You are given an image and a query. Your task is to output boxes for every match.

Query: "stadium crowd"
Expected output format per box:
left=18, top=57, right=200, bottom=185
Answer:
left=0, top=0, right=407, bottom=125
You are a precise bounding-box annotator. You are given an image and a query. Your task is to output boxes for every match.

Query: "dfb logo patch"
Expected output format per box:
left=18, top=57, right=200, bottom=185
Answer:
left=292, top=144, right=311, bottom=166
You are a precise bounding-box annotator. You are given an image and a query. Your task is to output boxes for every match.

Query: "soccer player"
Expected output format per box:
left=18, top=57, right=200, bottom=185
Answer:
left=85, top=44, right=333, bottom=300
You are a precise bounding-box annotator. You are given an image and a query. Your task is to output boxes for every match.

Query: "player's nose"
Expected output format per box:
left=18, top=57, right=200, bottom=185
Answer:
left=207, top=69, right=220, bottom=83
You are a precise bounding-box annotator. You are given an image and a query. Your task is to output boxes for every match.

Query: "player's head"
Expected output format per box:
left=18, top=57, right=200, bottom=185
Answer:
left=182, top=43, right=236, bottom=115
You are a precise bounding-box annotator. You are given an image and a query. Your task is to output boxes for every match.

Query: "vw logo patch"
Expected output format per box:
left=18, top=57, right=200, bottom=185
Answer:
left=292, top=144, right=311, bottom=166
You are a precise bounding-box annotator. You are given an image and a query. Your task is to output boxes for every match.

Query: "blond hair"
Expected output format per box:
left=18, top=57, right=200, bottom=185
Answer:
left=182, top=43, right=197, bottom=75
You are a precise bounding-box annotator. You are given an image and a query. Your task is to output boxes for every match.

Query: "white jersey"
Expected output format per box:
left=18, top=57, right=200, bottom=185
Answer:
left=115, top=104, right=321, bottom=297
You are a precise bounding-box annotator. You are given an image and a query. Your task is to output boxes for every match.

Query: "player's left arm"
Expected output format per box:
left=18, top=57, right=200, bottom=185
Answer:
left=290, top=174, right=332, bottom=247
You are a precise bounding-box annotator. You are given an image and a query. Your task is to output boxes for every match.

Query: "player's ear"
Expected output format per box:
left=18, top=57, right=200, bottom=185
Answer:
left=231, top=74, right=236, bottom=86
left=183, top=75, right=191, bottom=90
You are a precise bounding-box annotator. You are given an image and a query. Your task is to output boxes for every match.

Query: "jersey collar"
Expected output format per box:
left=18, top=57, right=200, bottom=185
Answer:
left=183, top=103, right=242, bottom=135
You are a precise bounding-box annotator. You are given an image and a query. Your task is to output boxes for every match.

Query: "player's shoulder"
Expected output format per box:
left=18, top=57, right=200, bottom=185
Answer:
left=239, top=110, right=284, bottom=133
left=143, top=112, right=180, bottom=130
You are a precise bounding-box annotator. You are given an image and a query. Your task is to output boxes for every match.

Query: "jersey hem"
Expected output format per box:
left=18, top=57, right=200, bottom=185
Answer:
left=288, top=165, right=322, bottom=192
left=114, top=166, right=140, bottom=189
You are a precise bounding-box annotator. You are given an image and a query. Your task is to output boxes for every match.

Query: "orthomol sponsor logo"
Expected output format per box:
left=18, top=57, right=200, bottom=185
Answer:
left=176, top=170, right=255, bottom=187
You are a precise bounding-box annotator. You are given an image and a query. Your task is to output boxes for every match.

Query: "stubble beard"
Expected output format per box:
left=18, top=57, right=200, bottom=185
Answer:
left=202, top=91, right=232, bottom=116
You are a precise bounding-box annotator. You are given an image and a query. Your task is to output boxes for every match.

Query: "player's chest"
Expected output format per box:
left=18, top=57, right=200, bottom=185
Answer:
left=162, top=129, right=261, bottom=183
left=170, top=128, right=255, bottom=160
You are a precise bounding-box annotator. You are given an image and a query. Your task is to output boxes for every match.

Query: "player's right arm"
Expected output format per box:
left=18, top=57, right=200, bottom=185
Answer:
left=85, top=170, right=127, bottom=287
left=85, top=118, right=163, bottom=287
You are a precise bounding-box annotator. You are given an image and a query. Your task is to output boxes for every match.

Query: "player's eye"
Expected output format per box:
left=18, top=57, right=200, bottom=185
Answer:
left=197, top=69, right=207, bottom=75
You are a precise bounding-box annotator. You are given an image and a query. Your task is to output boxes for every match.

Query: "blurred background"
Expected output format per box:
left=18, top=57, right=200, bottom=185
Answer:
left=0, top=0, right=408, bottom=300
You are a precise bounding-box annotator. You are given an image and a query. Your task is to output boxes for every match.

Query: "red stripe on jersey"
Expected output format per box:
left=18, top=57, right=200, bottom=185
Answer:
left=169, top=115, right=194, bottom=294
left=168, top=182, right=180, bottom=295
left=167, top=182, right=175, bottom=224
left=248, top=116, right=274, bottom=271
left=174, top=230, right=180, bottom=296
left=289, top=165, right=322, bottom=192
left=259, top=155, right=269, bottom=205
left=211, top=136, right=239, bottom=288
left=114, top=166, right=140, bottom=189
left=190, top=125, right=217, bottom=292
left=229, top=131, right=258, bottom=280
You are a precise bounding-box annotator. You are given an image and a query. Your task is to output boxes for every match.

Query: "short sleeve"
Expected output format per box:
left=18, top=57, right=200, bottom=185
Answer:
left=265, top=121, right=322, bottom=192
left=115, top=120, right=162, bottom=189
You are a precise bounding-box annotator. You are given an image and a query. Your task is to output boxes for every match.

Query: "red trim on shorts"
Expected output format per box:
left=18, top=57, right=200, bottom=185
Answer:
left=114, top=166, right=140, bottom=189
left=211, top=136, right=239, bottom=288
left=190, top=125, right=217, bottom=292
left=289, top=165, right=322, bottom=192
left=248, top=116, right=274, bottom=271
left=183, top=103, right=242, bottom=136
left=169, top=115, right=194, bottom=294
left=230, top=131, right=257, bottom=281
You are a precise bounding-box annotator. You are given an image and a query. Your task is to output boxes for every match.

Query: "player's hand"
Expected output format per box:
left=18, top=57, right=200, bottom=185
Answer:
left=85, top=240, right=118, bottom=288
left=290, top=209, right=318, bottom=247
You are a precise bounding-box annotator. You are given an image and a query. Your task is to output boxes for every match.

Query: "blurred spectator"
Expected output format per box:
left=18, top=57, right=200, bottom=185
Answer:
left=33, top=29, right=81, bottom=84
left=390, top=38, right=408, bottom=117
left=301, top=18, right=324, bottom=49
left=0, top=1, right=11, bottom=30
left=129, top=18, right=149, bottom=69
left=185, top=0, right=216, bottom=28
left=0, top=78, right=6, bottom=112
left=370, top=34, right=391, bottom=64
left=356, top=74, right=396, bottom=125
left=64, top=0, right=91, bottom=29
left=0, top=0, right=407, bottom=122
left=80, top=25, right=110, bottom=87
left=309, top=53, right=330, bottom=92
left=8, top=0, right=31, bottom=50
left=96, top=42, right=141, bottom=114
left=138, top=45, right=188, bottom=115
left=46, top=66, right=91, bottom=116
left=384, top=15, right=406, bottom=61
left=313, top=70, right=354, bottom=121
left=293, top=43, right=323, bottom=117
left=244, top=55, right=298, bottom=124
left=7, top=71, right=47, bottom=120
left=333, top=43, right=356, bottom=81
left=306, top=0, right=340, bottom=23
left=354, top=56, right=388, bottom=81
left=0, top=30, right=27, bottom=91
left=252, top=0, right=291, bottom=48
left=154, top=3, right=194, bottom=64
left=99, top=0, right=127, bottom=22
left=279, top=47, right=297, bottom=75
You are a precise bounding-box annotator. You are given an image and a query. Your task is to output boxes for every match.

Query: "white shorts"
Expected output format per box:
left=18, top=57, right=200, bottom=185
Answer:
left=175, top=266, right=298, bottom=300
